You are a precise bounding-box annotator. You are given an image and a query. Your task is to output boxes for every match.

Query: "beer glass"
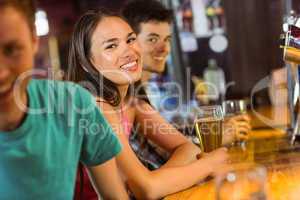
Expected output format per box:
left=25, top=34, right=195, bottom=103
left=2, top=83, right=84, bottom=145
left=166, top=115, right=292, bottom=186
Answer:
left=222, top=99, right=248, bottom=147
left=222, top=100, right=247, bottom=116
left=194, top=105, right=224, bottom=152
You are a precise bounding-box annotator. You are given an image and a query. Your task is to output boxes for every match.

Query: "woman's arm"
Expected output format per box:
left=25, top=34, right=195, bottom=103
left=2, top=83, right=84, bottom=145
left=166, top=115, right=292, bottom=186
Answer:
left=135, top=99, right=200, bottom=167
left=118, top=130, right=228, bottom=200
left=87, top=158, right=129, bottom=200
left=98, top=101, right=229, bottom=199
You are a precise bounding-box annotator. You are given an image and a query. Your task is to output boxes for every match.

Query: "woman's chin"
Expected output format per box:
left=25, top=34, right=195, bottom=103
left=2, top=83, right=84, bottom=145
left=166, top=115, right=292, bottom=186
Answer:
left=117, top=79, right=140, bottom=86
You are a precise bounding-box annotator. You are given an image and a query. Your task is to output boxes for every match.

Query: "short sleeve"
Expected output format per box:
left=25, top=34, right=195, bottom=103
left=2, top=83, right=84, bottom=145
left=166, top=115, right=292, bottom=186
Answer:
left=74, top=86, right=122, bottom=166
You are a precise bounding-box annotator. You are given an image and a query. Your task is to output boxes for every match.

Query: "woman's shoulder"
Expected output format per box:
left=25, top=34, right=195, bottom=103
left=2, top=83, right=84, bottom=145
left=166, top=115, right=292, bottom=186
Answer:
left=133, top=97, right=157, bottom=115
left=132, top=97, right=151, bottom=109
left=134, top=97, right=150, bottom=106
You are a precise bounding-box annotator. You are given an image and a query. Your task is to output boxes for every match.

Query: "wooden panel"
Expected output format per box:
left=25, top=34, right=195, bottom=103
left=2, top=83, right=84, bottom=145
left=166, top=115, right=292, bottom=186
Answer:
left=223, top=0, right=285, bottom=98
left=293, top=0, right=300, bottom=13
left=74, top=0, right=127, bottom=13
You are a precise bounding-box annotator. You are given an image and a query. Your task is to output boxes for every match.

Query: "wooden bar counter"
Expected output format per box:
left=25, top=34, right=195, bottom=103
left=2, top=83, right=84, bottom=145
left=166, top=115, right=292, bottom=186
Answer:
left=164, top=128, right=300, bottom=200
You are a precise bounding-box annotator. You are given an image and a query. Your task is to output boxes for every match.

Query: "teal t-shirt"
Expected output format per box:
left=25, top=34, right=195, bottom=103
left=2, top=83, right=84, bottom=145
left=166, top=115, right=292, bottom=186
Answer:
left=0, top=79, right=122, bottom=200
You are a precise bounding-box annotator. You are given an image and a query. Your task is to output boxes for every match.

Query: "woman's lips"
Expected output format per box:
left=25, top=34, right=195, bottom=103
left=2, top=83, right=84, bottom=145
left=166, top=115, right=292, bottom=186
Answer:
left=120, top=61, right=139, bottom=72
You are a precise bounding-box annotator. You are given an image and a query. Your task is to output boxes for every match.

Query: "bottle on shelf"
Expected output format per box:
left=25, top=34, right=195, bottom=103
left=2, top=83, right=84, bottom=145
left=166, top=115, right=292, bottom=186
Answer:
left=203, top=59, right=226, bottom=104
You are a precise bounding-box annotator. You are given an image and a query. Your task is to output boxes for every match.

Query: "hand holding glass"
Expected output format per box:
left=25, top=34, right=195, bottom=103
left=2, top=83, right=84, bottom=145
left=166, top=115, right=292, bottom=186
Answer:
left=222, top=100, right=249, bottom=146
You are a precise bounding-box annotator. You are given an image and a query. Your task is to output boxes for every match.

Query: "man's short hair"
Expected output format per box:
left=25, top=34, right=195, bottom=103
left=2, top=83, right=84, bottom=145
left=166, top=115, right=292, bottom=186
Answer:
left=122, top=0, right=173, bottom=34
left=0, top=0, right=36, bottom=32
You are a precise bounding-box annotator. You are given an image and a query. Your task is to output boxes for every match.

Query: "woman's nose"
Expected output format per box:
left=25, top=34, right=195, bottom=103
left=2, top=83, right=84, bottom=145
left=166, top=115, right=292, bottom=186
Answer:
left=122, top=45, right=137, bottom=59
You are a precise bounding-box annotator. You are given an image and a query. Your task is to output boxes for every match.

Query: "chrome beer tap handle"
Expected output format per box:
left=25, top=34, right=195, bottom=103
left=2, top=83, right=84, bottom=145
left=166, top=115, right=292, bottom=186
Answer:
left=291, top=111, right=300, bottom=145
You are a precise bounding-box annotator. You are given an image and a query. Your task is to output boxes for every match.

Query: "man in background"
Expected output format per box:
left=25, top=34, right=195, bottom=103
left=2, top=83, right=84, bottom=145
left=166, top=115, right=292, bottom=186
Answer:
left=123, top=0, right=173, bottom=113
left=122, top=0, right=179, bottom=169
left=122, top=0, right=251, bottom=168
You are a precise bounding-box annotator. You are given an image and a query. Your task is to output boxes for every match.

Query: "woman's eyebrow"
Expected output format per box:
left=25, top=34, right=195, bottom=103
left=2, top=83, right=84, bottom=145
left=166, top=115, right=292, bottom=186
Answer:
left=128, top=32, right=135, bottom=37
left=102, top=38, right=118, bottom=45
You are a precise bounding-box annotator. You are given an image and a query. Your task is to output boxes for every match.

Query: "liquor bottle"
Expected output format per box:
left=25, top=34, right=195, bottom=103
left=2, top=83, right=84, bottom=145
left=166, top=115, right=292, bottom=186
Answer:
left=203, top=59, right=226, bottom=104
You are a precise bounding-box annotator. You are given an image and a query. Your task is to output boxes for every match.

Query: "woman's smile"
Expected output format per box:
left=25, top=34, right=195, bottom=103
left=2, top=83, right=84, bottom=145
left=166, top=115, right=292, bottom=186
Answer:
left=120, top=60, right=139, bottom=72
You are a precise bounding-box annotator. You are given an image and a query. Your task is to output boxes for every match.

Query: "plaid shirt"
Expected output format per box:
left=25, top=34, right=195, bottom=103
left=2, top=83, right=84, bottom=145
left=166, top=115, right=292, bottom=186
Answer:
left=129, top=77, right=198, bottom=170
left=129, top=131, right=168, bottom=170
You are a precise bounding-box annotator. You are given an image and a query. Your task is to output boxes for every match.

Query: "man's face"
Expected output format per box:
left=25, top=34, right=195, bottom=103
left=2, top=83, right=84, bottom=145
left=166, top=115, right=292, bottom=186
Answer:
left=137, top=21, right=171, bottom=74
left=0, top=6, right=38, bottom=108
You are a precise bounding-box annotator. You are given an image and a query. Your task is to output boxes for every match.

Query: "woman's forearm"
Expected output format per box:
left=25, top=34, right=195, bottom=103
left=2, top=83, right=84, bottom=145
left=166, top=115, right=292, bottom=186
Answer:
left=128, top=157, right=213, bottom=200
left=161, top=142, right=201, bottom=169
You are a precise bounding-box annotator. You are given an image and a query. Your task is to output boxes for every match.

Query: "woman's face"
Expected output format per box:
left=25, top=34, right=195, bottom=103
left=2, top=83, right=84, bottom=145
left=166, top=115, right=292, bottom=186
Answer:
left=90, top=16, right=142, bottom=86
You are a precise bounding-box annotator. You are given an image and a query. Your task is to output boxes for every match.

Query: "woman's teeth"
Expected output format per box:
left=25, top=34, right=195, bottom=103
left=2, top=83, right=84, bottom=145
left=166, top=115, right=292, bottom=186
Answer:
left=121, top=61, right=137, bottom=70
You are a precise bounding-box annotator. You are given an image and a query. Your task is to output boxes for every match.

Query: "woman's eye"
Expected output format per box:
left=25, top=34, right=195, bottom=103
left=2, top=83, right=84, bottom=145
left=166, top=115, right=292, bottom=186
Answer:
left=127, top=37, right=136, bottom=44
left=105, top=44, right=117, bottom=49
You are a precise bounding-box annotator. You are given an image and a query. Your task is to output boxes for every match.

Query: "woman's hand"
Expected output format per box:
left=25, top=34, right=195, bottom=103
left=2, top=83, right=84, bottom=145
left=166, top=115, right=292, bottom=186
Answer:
left=197, top=148, right=229, bottom=175
left=223, top=114, right=251, bottom=145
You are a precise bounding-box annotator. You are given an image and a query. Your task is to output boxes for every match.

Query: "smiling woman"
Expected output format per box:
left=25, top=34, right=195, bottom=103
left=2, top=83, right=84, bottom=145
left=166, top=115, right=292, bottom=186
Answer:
left=67, top=10, right=143, bottom=107
left=67, top=8, right=229, bottom=200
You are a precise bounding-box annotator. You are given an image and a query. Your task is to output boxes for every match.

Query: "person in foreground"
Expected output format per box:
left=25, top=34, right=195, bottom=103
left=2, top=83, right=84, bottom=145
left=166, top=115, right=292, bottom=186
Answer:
left=0, top=0, right=128, bottom=199
left=67, top=9, right=229, bottom=200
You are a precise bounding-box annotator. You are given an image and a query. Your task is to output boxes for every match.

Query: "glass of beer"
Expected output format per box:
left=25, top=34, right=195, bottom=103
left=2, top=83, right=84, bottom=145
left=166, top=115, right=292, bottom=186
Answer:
left=222, top=100, right=247, bottom=117
left=194, top=105, right=224, bottom=152
left=222, top=99, right=248, bottom=147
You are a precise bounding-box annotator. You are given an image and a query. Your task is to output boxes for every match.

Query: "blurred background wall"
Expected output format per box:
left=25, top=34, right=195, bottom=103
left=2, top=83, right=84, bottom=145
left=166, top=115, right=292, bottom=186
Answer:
left=35, top=0, right=300, bottom=105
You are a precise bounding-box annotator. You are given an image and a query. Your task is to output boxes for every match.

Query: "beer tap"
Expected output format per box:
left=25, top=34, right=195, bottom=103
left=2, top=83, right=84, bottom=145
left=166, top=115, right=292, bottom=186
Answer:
left=283, top=13, right=300, bottom=144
